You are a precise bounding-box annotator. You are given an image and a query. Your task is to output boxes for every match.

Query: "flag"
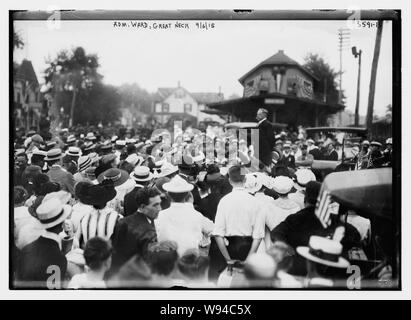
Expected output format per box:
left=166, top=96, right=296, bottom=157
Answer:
left=315, top=189, right=332, bottom=228
left=244, top=85, right=256, bottom=97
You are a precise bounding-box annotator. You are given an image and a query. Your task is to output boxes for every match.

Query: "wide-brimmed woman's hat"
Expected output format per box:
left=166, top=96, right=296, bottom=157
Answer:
left=97, top=168, right=130, bottom=187
left=296, top=235, right=350, bottom=269
left=81, top=181, right=117, bottom=206
left=131, top=166, right=154, bottom=182
left=36, top=198, right=72, bottom=229
left=163, top=175, right=194, bottom=193
left=45, top=148, right=63, bottom=162
left=272, top=176, right=294, bottom=195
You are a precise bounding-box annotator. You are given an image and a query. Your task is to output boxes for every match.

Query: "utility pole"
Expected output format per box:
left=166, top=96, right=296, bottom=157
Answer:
left=366, top=22, right=383, bottom=134
left=352, top=46, right=362, bottom=126
left=338, top=28, right=351, bottom=104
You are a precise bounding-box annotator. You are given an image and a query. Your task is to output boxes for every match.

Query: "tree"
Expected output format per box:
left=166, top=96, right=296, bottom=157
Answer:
left=303, top=53, right=345, bottom=105
left=13, top=31, right=24, bottom=49
left=117, top=83, right=154, bottom=114
left=44, top=47, right=120, bottom=127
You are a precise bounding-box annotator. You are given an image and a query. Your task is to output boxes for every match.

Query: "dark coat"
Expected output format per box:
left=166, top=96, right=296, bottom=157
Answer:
left=270, top=206, right=361, bottom=276
left=110, top=211, right=157, bottom=271
left=123, top=185, right=144, bottom=217
left=278, top=154, right=296, bottom=169
left=257, top=119, right=275, bottom=166
left=323, top=150, right=339, bottom=161
left=17, top=236, right=67, bottom=288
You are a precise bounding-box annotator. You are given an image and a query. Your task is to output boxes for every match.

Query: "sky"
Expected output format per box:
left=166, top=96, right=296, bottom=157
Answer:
left=14, top=19, right=392, bottom=116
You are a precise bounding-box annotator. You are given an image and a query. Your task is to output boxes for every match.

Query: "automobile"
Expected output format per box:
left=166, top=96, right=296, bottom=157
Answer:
left=305, top=126, right=368, bottom=180
left=315, top=168, right=397, bottom=288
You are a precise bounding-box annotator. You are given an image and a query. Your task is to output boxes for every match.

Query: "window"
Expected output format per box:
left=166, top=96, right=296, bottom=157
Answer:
left=184, top=103, right=192, bottom=113
left=162, top=103, right=170, bottom=113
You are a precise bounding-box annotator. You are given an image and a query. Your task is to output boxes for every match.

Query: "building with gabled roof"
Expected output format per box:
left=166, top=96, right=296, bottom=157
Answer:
left=13, top=59, right=43, bottom=130
left=207, top=50, right=344, bottom=129
left=152, top=83, right=225, bottom=126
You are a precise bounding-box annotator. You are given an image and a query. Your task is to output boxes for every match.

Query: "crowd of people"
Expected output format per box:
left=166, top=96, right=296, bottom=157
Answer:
left=12, top=108, right=393, bottom=289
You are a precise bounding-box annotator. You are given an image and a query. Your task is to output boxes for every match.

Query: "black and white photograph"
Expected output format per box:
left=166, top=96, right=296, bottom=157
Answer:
left=8, top=8, right=401, bottom=294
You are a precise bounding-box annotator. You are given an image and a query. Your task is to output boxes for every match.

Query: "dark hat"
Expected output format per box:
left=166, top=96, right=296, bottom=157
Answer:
left=101, top=153, right=117, bottom=165
left=81, top=180, right=117, bottom=206
left=45, top=148, right=63, bottom=161
left=74, top=181, right=93, bottom=203
left=305, top=181, right=321, bottom=203
left=97, top=168, right=129, bottom=187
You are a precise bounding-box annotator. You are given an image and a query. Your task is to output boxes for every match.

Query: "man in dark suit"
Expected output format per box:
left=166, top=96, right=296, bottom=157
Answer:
left=256, top=108, right=275, bottom=167
left=110, top=187, right=162, bottom=272
left=271, top=181, right=361, bottom=276
left=323, top=143, right=339, bottom=161
left=45, top=148, right=75, bottom=195
left=17, top=198, right=71, bottom=288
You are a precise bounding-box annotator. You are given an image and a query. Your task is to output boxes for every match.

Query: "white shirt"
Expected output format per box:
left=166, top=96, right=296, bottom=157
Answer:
left=68, top=273, right=106, bottom=289
left=156, top=202, right=214, bottom=256
left=213, top=188, right=265, bottom=239
left=14, top=206, right=44, bottom=249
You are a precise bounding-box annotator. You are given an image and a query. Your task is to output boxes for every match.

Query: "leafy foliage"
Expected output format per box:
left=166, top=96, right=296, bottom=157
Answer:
left=303, top=53, right=345, bottom=105
left=44, top=47, right=121, bottom=125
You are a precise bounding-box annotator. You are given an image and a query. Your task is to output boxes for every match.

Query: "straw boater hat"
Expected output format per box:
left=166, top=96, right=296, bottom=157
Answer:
left=36, top=198, right=72, bottom=229
left=362, top=140, right=370, bottom=146
left=97, top=168, right=129, bottom=187
left=67, top=146, right=82, bottom=157
left=45, top=148, right=63, bottom=162
left=162, top=175, right=194, bottom=193
left=272, top=176, right=294, bottom=195
left=78, top=155, right=92, bottom=173
left=42, top=190, right=72, bottom=205
left=32, top=149, right=47, bottom=157
left=386, top=137, right=392, bottom=145
left=370, top=141, right=382, bottom=147
left=125, top=154, right=144, bottom=167
left=86, top=132, right=97, bottom=141
left=67, top=135, right=76, bottom=144
left=157, top=161, right=179, bottom=178
left=295, top=169, right=316, bottom=187
left=131, top=166, right=154, bottom=182
left=115, top=140, right=126, bottom=148
left=307, top=139, right=315, bottom=144
left=296, top=235, right=350, bottom=268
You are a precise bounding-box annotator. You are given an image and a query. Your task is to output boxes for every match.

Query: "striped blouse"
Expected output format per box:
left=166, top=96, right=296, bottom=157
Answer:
left=78, top=207, right=123, bottom=248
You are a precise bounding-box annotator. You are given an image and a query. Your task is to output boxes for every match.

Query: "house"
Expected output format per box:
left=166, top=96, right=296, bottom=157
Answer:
left=153, top=84, right=224, bottom=126
left=207, top=50, right=344, bottom=129
left=13, top=59, right=43, bottom=130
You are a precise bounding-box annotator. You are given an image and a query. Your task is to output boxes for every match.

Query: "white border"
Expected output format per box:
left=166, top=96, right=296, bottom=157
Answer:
left=1, top=0, right=409, bottom=300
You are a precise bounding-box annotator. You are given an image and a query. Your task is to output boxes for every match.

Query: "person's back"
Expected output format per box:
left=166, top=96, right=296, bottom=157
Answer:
left=156, top=203, right=213, bottom=256
left=216, top=189, right=260, bottom=236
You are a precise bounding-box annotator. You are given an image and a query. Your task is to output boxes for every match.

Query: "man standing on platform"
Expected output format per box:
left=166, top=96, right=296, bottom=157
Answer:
left=256, top=108, right=276, bottom=167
